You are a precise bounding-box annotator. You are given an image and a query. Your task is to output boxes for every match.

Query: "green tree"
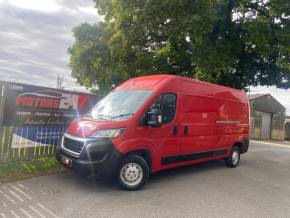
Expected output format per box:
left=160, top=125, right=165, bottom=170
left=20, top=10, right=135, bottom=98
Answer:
left=69, top=0, right=290, bottom=93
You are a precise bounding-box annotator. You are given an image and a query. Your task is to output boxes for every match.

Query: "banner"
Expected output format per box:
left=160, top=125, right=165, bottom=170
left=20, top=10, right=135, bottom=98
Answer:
left=11, top=126, right=65, bottom=148
left=3, top=82, right=101, bottom=127
left=0, top=81, right=101, bottom=149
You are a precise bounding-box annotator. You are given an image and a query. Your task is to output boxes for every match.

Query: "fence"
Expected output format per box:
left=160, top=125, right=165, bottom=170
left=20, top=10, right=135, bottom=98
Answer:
left=0, top=126, right=65, bottom=162
left=0, top=81, right=100, bottom=163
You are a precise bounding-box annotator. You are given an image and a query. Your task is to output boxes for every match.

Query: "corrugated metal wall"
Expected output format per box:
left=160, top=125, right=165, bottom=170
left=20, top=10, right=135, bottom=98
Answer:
left=271, top=115, right=285, bottom=140
left=249, top=94, right=286, bottom=141
left=250, top=111, right=262, bottom=139
left=285, top=122, right=290, bottom=141
left=261, top=112, right=271, bottom=140
left=250, top=111, right=285, bottom=140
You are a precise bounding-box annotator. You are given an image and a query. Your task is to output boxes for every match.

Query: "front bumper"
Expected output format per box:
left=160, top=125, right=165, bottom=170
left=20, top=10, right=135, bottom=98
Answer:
left=56, top=137, right=123, bottom=178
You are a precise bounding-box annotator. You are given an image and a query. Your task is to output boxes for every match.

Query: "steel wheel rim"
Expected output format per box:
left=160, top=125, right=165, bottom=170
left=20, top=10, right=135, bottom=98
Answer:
left=232, top=150, right=239, bottom=165
left=120, top=163, right=143, bottom=187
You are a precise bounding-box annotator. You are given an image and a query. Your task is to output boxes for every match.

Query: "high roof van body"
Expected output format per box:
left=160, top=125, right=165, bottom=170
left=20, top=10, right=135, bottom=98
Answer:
left=56, top=75, right=249, bottom=190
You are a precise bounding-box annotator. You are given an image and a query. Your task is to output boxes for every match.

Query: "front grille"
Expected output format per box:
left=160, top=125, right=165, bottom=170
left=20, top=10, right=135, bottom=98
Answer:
left=63, top=136, right=85, bottom=154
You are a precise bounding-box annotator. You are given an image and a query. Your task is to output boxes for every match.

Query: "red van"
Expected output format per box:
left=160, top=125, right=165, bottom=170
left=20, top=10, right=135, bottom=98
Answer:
left=56, top=75, right=249, bottom=190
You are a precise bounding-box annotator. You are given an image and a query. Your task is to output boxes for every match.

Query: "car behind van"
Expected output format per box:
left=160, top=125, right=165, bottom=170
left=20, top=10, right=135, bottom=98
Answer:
left=56, top=75, right=249, bottom=190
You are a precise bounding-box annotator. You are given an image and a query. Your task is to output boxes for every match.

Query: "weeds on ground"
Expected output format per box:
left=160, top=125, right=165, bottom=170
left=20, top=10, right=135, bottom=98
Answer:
left=0, top=157, right=65, bottom=183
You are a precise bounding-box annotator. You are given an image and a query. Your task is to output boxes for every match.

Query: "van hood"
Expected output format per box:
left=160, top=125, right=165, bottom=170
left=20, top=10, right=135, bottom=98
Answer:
left=66, top=116, right=127, bottom=138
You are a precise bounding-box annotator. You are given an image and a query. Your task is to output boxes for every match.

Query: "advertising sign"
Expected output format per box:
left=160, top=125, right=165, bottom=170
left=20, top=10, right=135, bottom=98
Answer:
left=3, top=82, right=101, bottom=126
left=11, top=126, right=65, bottom=148
left=1, top=82, right=101, bottom=149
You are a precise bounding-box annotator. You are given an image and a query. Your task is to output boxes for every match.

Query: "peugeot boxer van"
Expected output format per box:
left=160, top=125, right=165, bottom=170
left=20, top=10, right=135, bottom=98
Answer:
left=56, top=75, right=249, bottom=190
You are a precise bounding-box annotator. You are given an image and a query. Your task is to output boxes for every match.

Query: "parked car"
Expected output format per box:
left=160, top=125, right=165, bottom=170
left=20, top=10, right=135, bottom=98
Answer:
left=56, top=75, right=249, bottom=190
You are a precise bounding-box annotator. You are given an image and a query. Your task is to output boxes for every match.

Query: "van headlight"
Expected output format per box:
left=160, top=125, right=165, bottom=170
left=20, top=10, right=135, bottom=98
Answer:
left=90, top=128, right=125, bottom=139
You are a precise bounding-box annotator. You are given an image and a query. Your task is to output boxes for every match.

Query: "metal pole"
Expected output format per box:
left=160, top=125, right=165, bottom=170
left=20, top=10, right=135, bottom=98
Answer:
left=0, top=81, right=7, bottom=162
left=0, top=81, right=7, bottom=128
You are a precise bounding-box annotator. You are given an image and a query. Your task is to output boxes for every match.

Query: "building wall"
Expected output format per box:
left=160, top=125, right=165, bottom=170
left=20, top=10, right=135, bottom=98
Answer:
left=250, top=111, right=285, bottom=140
left=249, top=95, right=285, bottom=141
left=250, top=111, right=262, bottom=139
left=285, top=122, right=290, bottom=141
left=271, top=114, right=285, bottom=140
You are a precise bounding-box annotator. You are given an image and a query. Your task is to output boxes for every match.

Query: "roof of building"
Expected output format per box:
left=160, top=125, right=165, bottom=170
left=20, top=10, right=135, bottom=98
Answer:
left=249, top=93, right=286, bottom=114
left=249, top=94, right=268, bottom=100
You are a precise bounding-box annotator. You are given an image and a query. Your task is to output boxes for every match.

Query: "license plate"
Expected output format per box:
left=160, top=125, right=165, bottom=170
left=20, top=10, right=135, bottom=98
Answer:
left=60, top=155, right=72, bottom=167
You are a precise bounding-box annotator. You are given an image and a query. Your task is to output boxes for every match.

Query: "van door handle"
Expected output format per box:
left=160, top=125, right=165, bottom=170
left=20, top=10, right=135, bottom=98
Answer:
left=173, top=125, right=178, bottom=135
left=184, top=126, right=189, bottom=135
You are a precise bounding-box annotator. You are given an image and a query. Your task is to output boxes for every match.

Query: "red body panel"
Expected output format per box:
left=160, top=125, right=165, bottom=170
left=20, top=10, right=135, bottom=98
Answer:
left=67, top=75, right=249, bottom=173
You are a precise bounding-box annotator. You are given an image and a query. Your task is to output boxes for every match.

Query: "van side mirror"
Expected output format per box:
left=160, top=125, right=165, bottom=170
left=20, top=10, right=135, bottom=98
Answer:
left=147, top=108, right=162, bottom=127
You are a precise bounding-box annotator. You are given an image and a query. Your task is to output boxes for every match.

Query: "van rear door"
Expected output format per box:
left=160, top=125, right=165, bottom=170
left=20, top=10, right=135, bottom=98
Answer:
left=215, top=99, right=249, bottom=150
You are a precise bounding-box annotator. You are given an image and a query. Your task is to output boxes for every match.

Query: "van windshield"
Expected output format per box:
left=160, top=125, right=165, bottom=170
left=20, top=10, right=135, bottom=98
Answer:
left=90, top=90, right=153, bottom=120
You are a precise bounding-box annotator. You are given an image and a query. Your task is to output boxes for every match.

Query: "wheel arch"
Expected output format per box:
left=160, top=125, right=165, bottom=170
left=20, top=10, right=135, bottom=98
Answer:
left=232, top=138, right=249, bottom=154
left=124, top=149, right=152, bottom=172
left=232, top=141, right=243, bottom=151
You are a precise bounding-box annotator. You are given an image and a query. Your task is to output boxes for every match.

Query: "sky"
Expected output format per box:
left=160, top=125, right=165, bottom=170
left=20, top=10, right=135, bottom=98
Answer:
left=0, top=0, right=289, bottom=114
left=0, top=0, right=102, bottom=92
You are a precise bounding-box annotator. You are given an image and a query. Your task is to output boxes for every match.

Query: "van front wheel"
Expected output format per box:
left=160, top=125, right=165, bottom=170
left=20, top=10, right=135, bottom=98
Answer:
left=117, top=155, right=149, bottom=191
left=225, top=146, right=240, bottom=168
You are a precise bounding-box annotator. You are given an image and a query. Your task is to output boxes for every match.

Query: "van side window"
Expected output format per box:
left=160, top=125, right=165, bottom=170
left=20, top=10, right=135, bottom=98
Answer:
left=150, top=93, right=176, bottom=124
left=162, top=94, right=176, bottom=124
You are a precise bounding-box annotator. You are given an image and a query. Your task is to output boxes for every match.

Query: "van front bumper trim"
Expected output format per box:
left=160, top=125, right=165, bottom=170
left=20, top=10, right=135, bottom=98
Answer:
left=56, top=137, right=123, bottom=178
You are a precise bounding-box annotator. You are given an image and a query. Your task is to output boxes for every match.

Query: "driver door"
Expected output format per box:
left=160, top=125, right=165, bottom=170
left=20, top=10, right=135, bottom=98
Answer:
left=144, top=93, right=181, bottom=167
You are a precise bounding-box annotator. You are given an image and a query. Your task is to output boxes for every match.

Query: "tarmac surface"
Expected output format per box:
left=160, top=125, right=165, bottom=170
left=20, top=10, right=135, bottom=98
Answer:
left=1, top=140, right=290, bottom=218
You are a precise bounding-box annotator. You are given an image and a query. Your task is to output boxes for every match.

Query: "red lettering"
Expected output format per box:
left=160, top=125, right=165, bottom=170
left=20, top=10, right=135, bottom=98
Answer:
left=16, top=96, right=60, bottom=109
left=16, top=96, right=34, bottom=107
left=39, top=99, right=59, bottom=108
left=33, top=98, right=41, bottom=107
left=16, top=96, right=23, bottom=105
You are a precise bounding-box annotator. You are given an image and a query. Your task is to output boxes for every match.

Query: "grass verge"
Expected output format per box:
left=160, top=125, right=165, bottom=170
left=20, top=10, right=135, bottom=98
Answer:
left=0, top=157, right=65, bottom=183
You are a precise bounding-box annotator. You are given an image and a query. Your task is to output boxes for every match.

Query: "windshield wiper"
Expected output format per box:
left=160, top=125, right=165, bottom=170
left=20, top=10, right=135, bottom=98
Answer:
left=91, top=114, right=113, bottom=120
left=111, top=113, right=134, bottom=119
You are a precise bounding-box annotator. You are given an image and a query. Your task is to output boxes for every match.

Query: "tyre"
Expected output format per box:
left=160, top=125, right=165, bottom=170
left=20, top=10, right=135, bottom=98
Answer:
left=225, top=146, right=240, bottom=168
left=117, top=155, right=149, bottom=191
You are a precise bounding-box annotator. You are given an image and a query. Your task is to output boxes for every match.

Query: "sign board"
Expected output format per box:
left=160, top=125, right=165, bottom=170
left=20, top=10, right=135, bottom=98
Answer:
left=0, top=81, right=102, bottom=149
left=3, top=82, right=101, bottom=126
left=11, top=126, right=65, bottom=148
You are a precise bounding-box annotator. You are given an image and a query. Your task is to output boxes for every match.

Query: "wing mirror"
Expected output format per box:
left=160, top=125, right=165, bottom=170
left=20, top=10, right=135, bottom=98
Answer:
left=147, top=108, right=162, bottom=127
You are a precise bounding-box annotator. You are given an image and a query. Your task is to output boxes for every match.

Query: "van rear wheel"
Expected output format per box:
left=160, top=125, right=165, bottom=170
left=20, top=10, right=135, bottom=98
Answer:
left=225, top=146, right=240, bottom=168
left=117, top=155, right=149, bottom=191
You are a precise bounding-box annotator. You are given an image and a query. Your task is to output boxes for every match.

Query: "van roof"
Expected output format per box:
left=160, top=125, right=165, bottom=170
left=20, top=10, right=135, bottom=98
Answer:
left=116, top=74, right=244, bottom=94
left=115, top=75, right=174, bottom=91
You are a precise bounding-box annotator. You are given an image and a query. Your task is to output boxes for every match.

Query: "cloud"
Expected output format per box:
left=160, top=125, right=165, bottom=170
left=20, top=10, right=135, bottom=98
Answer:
left=0, top=0, right=289, bottom=114
left=0, top=0, right=101, bottom=92
left=8, top=0, right=61, bottom=12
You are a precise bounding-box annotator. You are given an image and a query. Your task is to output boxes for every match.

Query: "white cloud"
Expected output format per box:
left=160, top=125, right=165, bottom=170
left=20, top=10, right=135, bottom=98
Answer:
left=78, top=6, right=98, bottom=15
left=0, top=0, right=102, bottom=92
left=8, top=0, right=61, bottom=12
